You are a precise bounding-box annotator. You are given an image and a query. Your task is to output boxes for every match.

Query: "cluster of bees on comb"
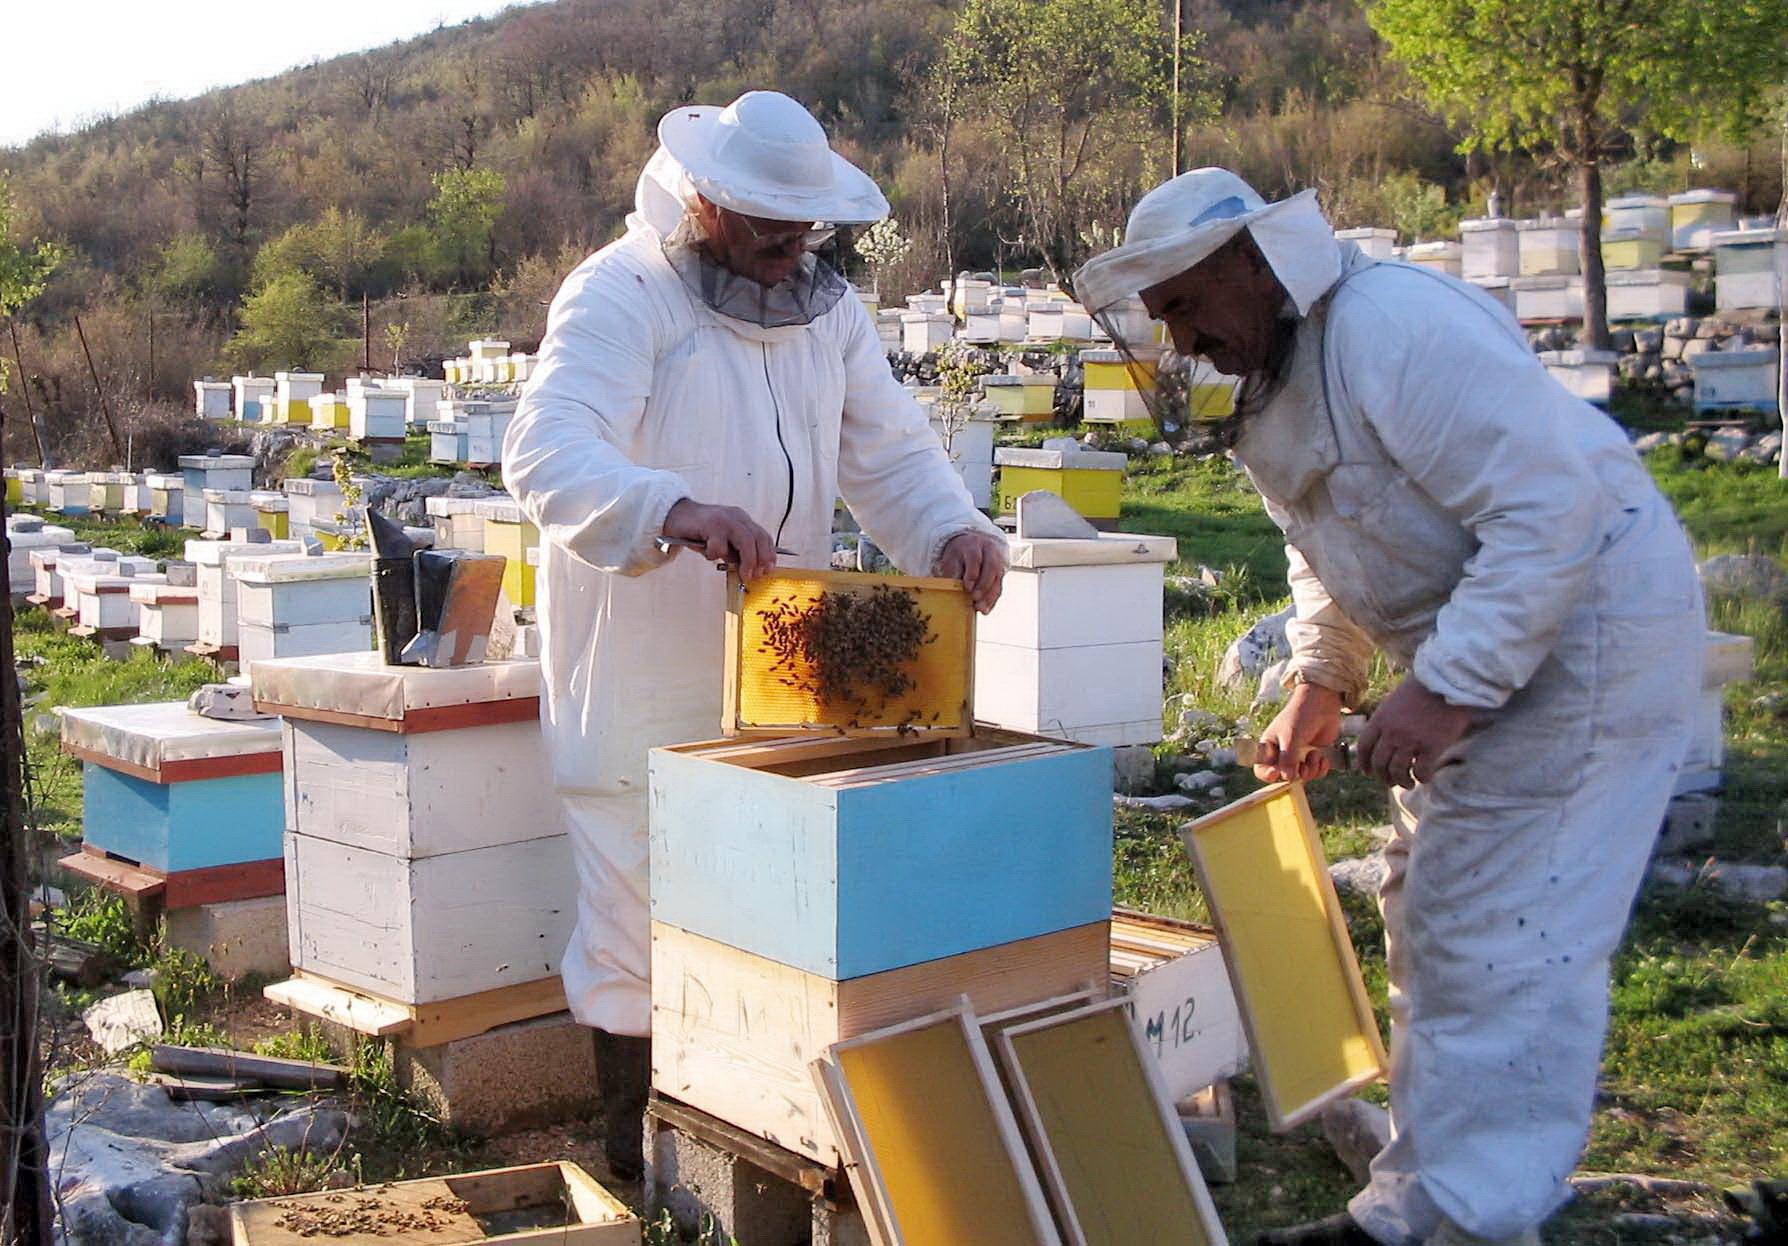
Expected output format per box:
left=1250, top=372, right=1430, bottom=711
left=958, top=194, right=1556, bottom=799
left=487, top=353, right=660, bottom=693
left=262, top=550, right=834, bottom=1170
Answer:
left=759, top=583, right=938, bottom=728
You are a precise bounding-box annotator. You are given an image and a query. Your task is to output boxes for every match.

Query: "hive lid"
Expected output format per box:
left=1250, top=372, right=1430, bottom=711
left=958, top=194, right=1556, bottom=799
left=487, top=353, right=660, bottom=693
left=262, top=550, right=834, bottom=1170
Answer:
left=61, top=701, right=282, bottom=779
left=1538, top=349, right=1619, bottom=366
left=185, top=538, right=306, bottom=566
left=425, top=495, right=487, bottom=516
left=250, top=649, right=541, bottom=730
left=1005, top=531, right=1178, bottom=569
left=202, top=489, right=255, bottom=503
left=1606, top=269, right=1690, bottom=287
left=249, top=491, right=289, bottom=510
left=994, top=446, right=1128, bottom=471
left=128, top=581, right=199, bottom=605
left=281, top=477, right=344, bottom=497
left=1459, top=217, right=1516, bottom=233
left=1606, top=194, right=1668, bottom=210
left=1690, top=346, right=1779, bottom=369
left=233, top=551, right=371, bottom=583
left=1669, top=189, right=1738, bottom=206
left=724, top=566, right=975, bottom=739
left=1334, top=227, right=1396, bottom=240
left=144, top=474, right=184, bottom=489
left=472, top=496, right=525, bottom=523
left=1710, top=226, right=1783, bottom=248
left=178, top=453, right=255, bottom=471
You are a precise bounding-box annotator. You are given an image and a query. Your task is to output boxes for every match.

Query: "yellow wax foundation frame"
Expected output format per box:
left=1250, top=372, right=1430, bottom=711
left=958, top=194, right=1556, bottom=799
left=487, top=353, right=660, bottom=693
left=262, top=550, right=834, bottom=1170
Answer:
left=724, top=566, right=975, bottom=739
left=1180, top=782, right=1387, bottom=1130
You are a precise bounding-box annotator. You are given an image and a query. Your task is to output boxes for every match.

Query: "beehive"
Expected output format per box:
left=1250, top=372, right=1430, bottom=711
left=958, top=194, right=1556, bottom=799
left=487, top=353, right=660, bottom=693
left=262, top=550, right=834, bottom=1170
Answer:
left=145, top=474, right=185, bottom=525
left=424, top=495, right=487, bottom=552
left=59, top=701, right=285, bottom=907
left=429, top=420, right=468, bottom=465
left=202, top=489, right=260, bottom=539
left=1604, top=195, right=1669, bottom=245
left=194, top=380, right=232, bottom=420
left=249, top=491, right=290, bottom=540
left=253, top=652, right=570, bottom=1004
left=308, top=392, right=351, bottom=431
left=233, top=552, right=373, bottom=672
left=925, top=402, right=998, bottom=510
left=45, top=470, right=91, bottom=515
left=17, top=468, right=47, bottom=506
left=1406, top=240, right=1463, bottom=277
left=1712, top=227, right=1785, bottom=312
left=179, top=454, right=254, bottom=529
left=129, top=581, right=201, bottom=654
left=1602, top=229, right=1665, bottom=272
left=995, top=446, right=1126, bottom=524
left=1460, top=218, right=1519, bottom=279
left=12, top=522, right=80, bottom=597
left=475, top=496, right=537, bottom=606
left=1606, top=269, right=1690, bottom=321
left=1026, top=300, right=1066, bottom=341
left=974, top=531, right=1177, bottom=747
left=273, top=372, right=324, bottom=423
left=3, top=468, right=20, bottom=507
left=468, top=339, right=512, bottom=384
left=1669, top=189, right=1737, bottom=252
left=233, top=375, right=276, bottom=423
left=87, top=471, right=140, bottom=515
left=66, top=558, right=165, bottom=640
left=1081, top=348, right=1157, bottom=433
left=724, top=567, right=976, bottom=739
left=901, top=311, right=953, bottom=354
left=1511, top=275, right=1585, bottom=323
left=349, top=385, right=408, bottom=442
left=451, top=399, right=517, bottom=467
left=282, top=476, right=346, bottom=543
left=186, top=537, right=307, bottom=658
left=1109, top=910, right=1247, bottom=1102
left=1334, top=226, right=1397, bottom=260
left=1517, top=219, right=1580, bottom=276
left=1538, top=349, right=1619, bottom=406
left=1690, top=347, right=1779, bottom=413
left=46, top=549, right=119, bottom=613
left=980, top=374, right=1057, bottom=422
left=26, top=545, right=84, bottom=608
left=394, top=377, right=445, bottom=426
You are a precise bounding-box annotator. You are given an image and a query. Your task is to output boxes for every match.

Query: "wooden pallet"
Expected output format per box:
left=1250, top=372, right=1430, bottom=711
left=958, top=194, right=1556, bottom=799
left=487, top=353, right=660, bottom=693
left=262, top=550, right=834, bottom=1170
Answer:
left=264, top=971, right=569, bottom=1049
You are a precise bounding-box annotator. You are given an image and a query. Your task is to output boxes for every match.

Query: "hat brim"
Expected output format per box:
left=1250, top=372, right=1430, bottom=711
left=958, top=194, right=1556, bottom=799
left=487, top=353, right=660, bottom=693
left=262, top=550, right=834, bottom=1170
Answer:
left=1072, top=192, right=1312, bottom=315
left=658, top=106, right=890, bottom=226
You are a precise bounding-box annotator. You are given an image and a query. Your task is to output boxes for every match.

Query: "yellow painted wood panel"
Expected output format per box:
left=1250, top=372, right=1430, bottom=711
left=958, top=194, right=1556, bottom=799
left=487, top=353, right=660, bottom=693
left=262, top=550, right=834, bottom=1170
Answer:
left=835, top=1019, right=1051, bottom=1246
left=1004, top=1006, right=1218, bottom=1246
left=1082, top=361, right=1155, bottom=392
left=255, top=511, right=290, bottom=540
left=732, top=569, right=973, bottom=735
left=1182, top=785, right=1385, bottom=1126
left=997, top=466, right=1123, bottom=520
left=484, top=519, right=538, bottom=608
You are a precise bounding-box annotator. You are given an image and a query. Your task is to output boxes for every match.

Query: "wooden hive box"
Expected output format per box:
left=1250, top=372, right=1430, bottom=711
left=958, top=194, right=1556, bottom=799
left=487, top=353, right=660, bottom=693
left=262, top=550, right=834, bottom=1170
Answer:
left=179, top=454, right=254, bottom=528
left=59, top=701, right=285, bottom=908
left=1669, top=189, right=1737, bottom=252
left=474, top=497, right=537, bottom=607
left=194, top=380, right=232, bottom=420
left=233, top=375, right=275, bottom=422
left=1080, top=348, right=1158, bottom=434
left=87, top=471, right=139, bottom=515
left=349, top=386, right=409, bottom=442
left=980, top=374, right=1058, bottom=422
left=1109, top=909, right=1248, bottom=1103
left=67, top=561, right=164, bottom=640
left=26, top=544, right=84, bottom=608
left=253, top=651, right=571, bottom=1004
left=994, top=447, right=1126, bottom=524
left=273, top=371, right=324, bottom=423
left=231, top=1162, right=638, bottom=1246
left=975, top=532, right=1176, bottom=747
left=186, top=538, right=307, bottom=658
left=144, top=474, right=185, bottom=524
left=234, top=552, right=372, bottom=671
left=248, top=491, right=290, bottom=540
left=129, top=581, right=201, bottom=653
left=308, top=393, right=351, bottom=431
left=45, top=470, right=91, bottom=515
left=202, top=490, right=261, bottom=540
left=281, top=476, right=349, bottom=543
left=430, top=420, right=469, bottom=465
left=425, top=496, right=487, bottom=552
left=1516, top=219, right=1580, bottom=277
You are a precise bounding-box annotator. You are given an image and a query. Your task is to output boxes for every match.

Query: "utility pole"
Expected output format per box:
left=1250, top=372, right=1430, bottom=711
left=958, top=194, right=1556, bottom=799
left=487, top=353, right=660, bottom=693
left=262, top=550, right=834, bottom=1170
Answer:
left=72, top=315, right=125, bottom=462
left=7, top=319, right=50, bottom=468
left=1170, top=0, right=1184, bottom=177
left=147, top=310, right=155, bottom=401
left=362, top=292, right=372, bottom=373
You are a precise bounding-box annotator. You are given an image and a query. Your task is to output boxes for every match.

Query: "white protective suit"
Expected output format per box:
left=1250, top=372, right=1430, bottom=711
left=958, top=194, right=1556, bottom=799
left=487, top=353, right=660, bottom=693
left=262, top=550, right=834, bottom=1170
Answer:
left=502, top=156, right=1000, bottom=1037
left=1080, top=175, right=1702, bottom=1245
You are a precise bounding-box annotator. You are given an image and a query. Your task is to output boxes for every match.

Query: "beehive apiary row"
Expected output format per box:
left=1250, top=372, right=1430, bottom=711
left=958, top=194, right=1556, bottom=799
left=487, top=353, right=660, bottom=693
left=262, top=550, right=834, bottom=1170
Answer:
left=195, top=372, right=446, bottom=429
left=444, top=339, right=538, bottom=386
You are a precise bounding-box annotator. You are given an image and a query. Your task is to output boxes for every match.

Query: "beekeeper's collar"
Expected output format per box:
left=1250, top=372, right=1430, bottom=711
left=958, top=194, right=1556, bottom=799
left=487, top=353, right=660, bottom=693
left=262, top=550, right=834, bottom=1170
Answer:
left=1073, top=168, right=1341, bottom=318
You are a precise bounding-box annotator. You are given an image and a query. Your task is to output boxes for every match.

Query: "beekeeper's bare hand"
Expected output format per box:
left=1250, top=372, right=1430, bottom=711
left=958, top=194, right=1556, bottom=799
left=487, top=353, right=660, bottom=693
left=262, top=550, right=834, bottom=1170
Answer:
left=1359, top=677, right=1472, bottom=788
left=1254, top=682, right=1344, bottom=783
left=663, top=499, right=778, bottom=581
left=936, top=531, right=1006, bottom=613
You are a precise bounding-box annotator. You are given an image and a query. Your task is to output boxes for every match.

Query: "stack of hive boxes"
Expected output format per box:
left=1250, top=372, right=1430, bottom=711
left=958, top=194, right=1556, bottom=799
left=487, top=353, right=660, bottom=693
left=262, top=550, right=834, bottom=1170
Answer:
left=9, top=516, right=78, bottom=597
left=186, top=537, right=307, bottom=661
left=233, top=551, right=373, bottom=672
left=194, top=380, right=232, bottom=420
left=647, top=567, right=1115, bottom=1166
left=234, top=376, right=276, bottom=422
left=179, top=453, right=254, bottom=531
left=476, top=496, right=538, bottom=608
left=273, top=372, right=325, bottom=424
left=1080, top=349, right=1158, bottom=435
left=1603, top=194, right=1689, bottom=321
left=1513, top=217, right=1584, bottom=323
left=45, top=470, right=91, bottom=515
left=64, top=554, right=164, bottom=643
left=282, top=477, right=346, bottom=544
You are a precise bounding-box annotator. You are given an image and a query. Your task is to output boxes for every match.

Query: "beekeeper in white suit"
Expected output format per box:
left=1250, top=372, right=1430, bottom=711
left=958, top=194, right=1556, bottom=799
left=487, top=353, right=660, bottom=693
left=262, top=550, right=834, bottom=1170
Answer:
left=1076, top=169, right=1700, bottom=1246
left=502, top=91, right=1004, bottom=1179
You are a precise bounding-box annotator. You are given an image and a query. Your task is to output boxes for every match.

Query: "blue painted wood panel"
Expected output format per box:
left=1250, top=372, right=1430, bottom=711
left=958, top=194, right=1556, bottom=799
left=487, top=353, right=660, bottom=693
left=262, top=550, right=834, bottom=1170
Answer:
left=83, top=764, right=285, bottom=871
left=649, top=743, right=1113, bottom=980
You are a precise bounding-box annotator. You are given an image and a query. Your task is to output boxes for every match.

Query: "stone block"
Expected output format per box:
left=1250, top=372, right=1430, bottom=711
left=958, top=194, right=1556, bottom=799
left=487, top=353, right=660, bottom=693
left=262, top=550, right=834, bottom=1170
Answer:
left=165, top=895, right=290, bottom=980
left=647, top=1118, right=810, bottom=1245
left=395, top=1012, right=598, bottom=1137
left=811, top=1200, right=873, bottom=1246
left=1658, top=793, right=1719, bottom=856
left=1179, top=1080, right=1238, bottom=1185
left=1112, top=743, right=1156, bottom=794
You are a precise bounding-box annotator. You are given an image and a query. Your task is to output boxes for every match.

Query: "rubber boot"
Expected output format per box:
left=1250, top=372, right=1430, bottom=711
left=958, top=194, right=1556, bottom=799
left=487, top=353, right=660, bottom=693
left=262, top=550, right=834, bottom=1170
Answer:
left=593, top=1029, right=650, bottom=1182
left=1256, top=1213, right=1381, bottom=1246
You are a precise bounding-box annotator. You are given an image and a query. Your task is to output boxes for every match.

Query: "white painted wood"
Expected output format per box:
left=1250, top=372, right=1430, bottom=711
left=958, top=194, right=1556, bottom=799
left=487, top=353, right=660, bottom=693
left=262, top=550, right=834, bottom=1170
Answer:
left=238, top=617, right=373, bottom=668
left=974, top=640, right=1164, bottom=747
left=286, top=718, right=559, bottom=858
left=236, top=569, right=371, bottom=629
left=977, top=561, right=1165, bottom=650
left=1117, top=939, right=1248, bottom=1101
left=285, top=831, right=576, bottom=1003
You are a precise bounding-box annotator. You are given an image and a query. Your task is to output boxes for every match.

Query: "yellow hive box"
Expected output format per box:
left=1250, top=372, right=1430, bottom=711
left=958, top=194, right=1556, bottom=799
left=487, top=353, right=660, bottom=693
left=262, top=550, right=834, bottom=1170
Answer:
left=995, top=447, right=1127, bottom=523
left=981, top=375, right=1058, bottom=422
left=477, top=498, right=539, bottom=607
left=1081, top=350, right=1156, bottom=392
left=1602, top=234, right=1665, bottom=272
left=253, top=506, right=290, bottom=541
left=308, top=396, right=350, bottom=431
left=4, top=471, right=21, bottom=506
left=725, top=566, right=975, bottom=738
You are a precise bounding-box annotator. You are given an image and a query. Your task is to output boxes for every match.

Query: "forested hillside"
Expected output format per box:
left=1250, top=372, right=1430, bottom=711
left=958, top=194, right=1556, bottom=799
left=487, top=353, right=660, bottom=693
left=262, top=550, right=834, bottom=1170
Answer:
left=1, top=0, right=1781, bottom=464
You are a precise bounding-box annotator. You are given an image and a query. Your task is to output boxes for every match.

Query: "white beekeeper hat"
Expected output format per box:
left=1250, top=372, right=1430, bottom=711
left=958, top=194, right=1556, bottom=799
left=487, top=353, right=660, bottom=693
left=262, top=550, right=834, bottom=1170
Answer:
left=656, top=91, right=890, bottom=225
left=1073, top=168, right=1340, bottom=318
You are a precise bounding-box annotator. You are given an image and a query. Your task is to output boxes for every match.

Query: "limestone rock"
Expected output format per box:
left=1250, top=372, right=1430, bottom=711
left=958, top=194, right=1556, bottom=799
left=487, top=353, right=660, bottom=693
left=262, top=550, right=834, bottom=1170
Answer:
left=1329, top=851, right=1390, bottom=899
left=1111, top=744, right=1156, bottom=795
left=1114, top=793, right=1197, bottom=813
left=1321, top=1098, right=1391, bottom=1183
left=1700, top=554, right=1788, bottom=603
left=82, top=990, right=163, bottom=1056
left=1217, top=605, right=1293, bottom=692
left=1175, top=769, right=1224, bottom=793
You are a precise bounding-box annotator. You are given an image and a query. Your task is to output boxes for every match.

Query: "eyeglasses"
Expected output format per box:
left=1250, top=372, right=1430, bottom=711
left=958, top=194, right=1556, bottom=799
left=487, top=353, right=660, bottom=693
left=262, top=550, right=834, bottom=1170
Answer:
left=730, top=212, right=837, bottom=253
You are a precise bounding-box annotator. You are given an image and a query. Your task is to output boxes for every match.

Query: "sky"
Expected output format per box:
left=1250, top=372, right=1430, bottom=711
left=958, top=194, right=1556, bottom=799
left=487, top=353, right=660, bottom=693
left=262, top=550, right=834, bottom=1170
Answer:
left=0, top=1, right=529, bottom=149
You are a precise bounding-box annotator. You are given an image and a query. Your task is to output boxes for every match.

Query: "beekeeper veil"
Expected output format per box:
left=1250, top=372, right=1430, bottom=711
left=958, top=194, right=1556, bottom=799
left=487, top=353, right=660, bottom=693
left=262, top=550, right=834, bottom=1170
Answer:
left=634, top=91, right=891, bottom=329
left=1071, top=168, right=1342, bottom=440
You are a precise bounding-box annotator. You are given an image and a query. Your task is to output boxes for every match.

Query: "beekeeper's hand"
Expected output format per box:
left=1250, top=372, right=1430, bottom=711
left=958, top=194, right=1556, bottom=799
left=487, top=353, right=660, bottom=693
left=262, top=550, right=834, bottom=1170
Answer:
left=936, top=531, right=1006, bottom=614
left=663, top=499, right=778, bottom=581
left=1254, top=681, right=1344, bottom=783
left=1359, top=676, right=1472, bottom=788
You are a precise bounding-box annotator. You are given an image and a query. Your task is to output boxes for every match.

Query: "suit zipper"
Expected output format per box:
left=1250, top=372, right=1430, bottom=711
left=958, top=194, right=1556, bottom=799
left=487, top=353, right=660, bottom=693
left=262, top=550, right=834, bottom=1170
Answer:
left=762, top=343, right=795, bottom=548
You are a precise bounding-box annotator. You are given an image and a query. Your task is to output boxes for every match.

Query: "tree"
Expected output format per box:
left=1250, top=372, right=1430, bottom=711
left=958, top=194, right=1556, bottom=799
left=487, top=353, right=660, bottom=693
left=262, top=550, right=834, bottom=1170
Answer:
left=1371, top=0, right=1788, bottom=349
left=428, top=167, right=507, bottom=289
left=227, top=271, right=351, bottom=371
left=0, top=177, right=63, bottom=319
left=938, top=0, right=1214, bottom=279
left=148, top=233, right=234, bottom=308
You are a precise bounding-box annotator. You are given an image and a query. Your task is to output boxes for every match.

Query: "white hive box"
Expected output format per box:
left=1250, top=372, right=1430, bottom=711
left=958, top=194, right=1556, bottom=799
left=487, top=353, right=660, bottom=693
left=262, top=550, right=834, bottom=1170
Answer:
left=396, top=377, right=446, bottom=426
left=145, top=474, right=185, bottom=525
left=1680, top=632, right=1755, bottom=794
left=429, top=421, right=468, bottom=465
left=87, top=471, right=141, bottom=515
left=1059, top=301, right=1094, bottom=340
left=900, top=311, right=953, bottom=354
left=1460, top=218, right=1519, bottom=279
left=233, top=375, right=276, bottom=423
left=510, top=352, right=535, bottom=383
left=1604, top=195, right=1669, bottom=245
left=202, top=489, right=259, bottom=540
left=251, top=652, right=570, bottom=1004
left=1691, top=347, right=1779, bottom=413
left=130, top=581, right=202, bottom=653
left=1539, top=349, right=1620, bottom=405
left=194, top=380, right=232, bottom=420
left=1602, top=228, right=1665, bottom=272
left=1334, top=227, right=1397, bottom=260
left=26, top=545, right=83, bottom=607
left=179, top=454, right=254, bottom=529
left=1712, top=227, right=1784, bottom=312
left=282, top=477, right=347, bottom=543
left=925, top=402, right=998, bottom=510
left=468, top=339, right=512, bottom=384
left=10, top=520, right=79, bottom=595
left=454, top=399, right=518, bottom=467
left=1511, top=275, right=1585, bottom=322
left=120, top=476, right=153, bottom=516
left=49, top=550, right=120, bottom=617
left=1606, top=269, right=1691, bottom=321
left=1027, top=299, right=1066, bottom=341
left=1109, top=910, right=1248, bottom=1101
left=349, top=386, right=408, bottom=443
left=45, top=470, right=91, bottom=515
left=67, top=558, right=164, bottom=640
left=996, top=300, right=1029, bottom=342
left=960, top=308, right=1002, bottom=344
left=17, top=468, right=47, bottom=506
left=1669, top=190, right=1738, bottom=253
left=187, top=538, right=307, bottom=659
left=975, top=531, right=1177, bottom=746
left=234, top=552, right=373, bottom=672
left=1406, top=240, right=1463, bottom=278
left=951, top=279, right=994, bottom=317
left=424, top=495, right=488, bottom=552
left=905, top=292, right=948, bottom=315
left=874, top=308, right=903, bottom=352
left=1518, top=218, right=1581, bottom=276
left=273, top=372, right=325, bottom=424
